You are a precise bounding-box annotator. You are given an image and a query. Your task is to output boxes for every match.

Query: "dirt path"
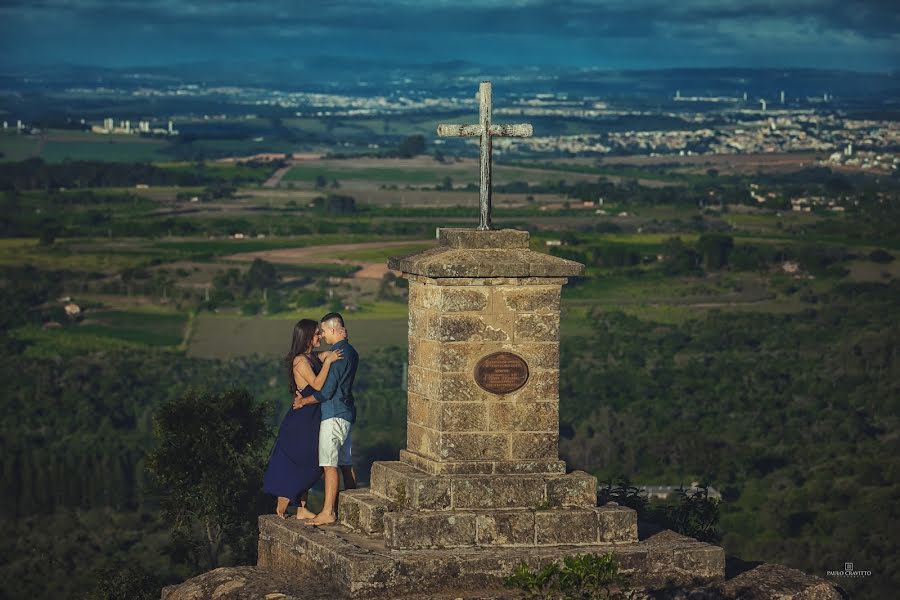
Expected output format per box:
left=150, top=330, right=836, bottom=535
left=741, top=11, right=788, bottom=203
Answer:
left=263, top=163, right=295, bottom=188
left=224, top=240, right=432, bottom=279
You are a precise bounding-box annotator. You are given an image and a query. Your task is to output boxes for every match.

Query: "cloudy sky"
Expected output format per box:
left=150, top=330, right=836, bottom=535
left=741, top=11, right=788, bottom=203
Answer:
left=1, top=0, right=898, bottom=71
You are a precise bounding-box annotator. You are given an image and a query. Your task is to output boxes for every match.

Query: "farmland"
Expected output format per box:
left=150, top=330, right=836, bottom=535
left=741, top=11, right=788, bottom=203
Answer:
left=186, top=313, right=407, bottom=359
left=3, top=138, right=899, bottom=600
left=1, top=130, right=170, bottom=162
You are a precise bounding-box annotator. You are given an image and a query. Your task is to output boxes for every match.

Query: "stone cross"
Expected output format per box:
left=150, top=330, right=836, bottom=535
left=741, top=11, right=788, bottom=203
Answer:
left=437, top=81, right=533, bottom=231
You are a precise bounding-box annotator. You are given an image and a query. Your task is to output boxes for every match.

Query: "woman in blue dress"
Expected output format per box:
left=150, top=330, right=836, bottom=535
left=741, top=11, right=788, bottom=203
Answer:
left=263, top=319, right=344, bottom=519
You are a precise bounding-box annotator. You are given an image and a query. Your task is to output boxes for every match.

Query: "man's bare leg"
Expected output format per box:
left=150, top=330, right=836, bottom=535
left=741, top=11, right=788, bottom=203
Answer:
left=306, top=467, right=338, bottom=525
left=296, top=490, right=316, bottom=520
left=340, top=465, right=357, bottom=490
left=275, top=496, right=289, bottom=518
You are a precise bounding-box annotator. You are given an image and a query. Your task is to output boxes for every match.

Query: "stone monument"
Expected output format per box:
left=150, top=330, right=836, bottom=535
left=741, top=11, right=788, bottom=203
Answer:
left=257, top=82, right=725, bottom=598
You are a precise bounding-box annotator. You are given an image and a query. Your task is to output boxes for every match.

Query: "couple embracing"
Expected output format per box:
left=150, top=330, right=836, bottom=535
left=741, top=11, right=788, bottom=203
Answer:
left=263, top=312, right=357, bottom=526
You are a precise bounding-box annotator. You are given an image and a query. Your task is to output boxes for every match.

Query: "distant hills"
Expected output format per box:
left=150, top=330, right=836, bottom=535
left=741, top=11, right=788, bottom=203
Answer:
left=2, top=59, right=898, bottom=100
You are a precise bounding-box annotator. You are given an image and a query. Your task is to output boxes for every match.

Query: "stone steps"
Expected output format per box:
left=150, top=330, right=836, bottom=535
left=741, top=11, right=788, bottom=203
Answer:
left=338, top=490, right=394, bottom=535
left=257, top=514, right=726, bottom=598
left=383, top=504, right=637, bottom=550
left=369, top=460, right=597, bottom=512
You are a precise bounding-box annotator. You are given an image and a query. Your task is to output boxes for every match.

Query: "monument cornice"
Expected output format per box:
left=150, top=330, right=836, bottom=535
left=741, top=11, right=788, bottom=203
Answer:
left=388, top=228, right=584, bottom=279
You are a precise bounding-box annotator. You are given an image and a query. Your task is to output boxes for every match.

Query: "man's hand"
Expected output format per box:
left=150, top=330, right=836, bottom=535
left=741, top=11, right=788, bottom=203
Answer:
left=292, top=393, right=312, bottom=409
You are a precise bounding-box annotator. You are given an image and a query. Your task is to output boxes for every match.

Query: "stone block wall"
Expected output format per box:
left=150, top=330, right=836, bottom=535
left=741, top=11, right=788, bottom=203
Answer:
left=404, top=275, right=566, bottom=474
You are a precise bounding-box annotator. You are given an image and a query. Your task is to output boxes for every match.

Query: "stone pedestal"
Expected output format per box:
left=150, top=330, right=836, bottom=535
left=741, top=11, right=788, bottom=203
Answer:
left=257, top=228, right=725, bottom=597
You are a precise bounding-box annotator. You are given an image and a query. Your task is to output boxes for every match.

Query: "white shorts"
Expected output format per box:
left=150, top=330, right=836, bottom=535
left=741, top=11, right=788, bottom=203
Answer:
left=318, top=417, right=352, bottom=467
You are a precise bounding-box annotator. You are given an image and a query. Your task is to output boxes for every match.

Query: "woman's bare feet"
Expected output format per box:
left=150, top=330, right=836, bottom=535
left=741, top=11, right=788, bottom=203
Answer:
left=304, top=511, right=337, bottom=526
left=296, top=506, right=317, bottom=520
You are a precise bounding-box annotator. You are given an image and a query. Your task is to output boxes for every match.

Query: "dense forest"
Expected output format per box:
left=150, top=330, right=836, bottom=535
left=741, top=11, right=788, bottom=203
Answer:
left=559, top=285, right=899, bottom=600
left=0, top=340, right=405, bottom=598
left=0, top=158, right=276, bottom=191
left=2, top=267, right=897, bottom=598
left=2, top=158, right=898, bottom=598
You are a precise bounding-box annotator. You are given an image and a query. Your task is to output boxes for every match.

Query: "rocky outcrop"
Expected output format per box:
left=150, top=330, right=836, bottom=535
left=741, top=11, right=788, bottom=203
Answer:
left=162, top=558, right=848, bottom=600
left=652, top=561, right=848, bottom=599
left=160, top=566, right=326, bottom=600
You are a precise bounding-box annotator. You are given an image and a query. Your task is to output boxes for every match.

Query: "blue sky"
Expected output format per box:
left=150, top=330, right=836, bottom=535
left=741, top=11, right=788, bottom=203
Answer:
left=1, top=1, right=898, bottom=71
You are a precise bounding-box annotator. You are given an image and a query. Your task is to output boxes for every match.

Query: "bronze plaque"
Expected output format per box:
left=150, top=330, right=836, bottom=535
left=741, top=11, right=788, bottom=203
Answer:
left=474, top=352, right=529, bottom=395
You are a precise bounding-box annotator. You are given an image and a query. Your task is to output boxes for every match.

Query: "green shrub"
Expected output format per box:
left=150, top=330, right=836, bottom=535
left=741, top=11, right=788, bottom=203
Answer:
left=504, top=552, right=634, bottom=599
left=654, top=486, right=722, bottom=543
left=86, top=564, right=161, bottom=600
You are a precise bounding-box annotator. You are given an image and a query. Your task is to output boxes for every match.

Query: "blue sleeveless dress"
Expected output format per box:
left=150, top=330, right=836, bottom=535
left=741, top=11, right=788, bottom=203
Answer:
left=263, top=354, right=323, bottom=501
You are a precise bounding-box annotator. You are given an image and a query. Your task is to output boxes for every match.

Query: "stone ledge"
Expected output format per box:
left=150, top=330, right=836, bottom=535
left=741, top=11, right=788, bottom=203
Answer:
left=439, top=228, right=530, bottom=249
left=406, top=274, right=571, bottom=286
left=380, top=505, right=637, bottom=550
left=256, top=515, right=725, bottom=598
left=388, top=247, right=584, bottom=278
left=338, top=490, right=394, bottom=534
left=400, top=449, right=565, bottom=475
left=370, top=461, right=452, bottom=510
left=370, top=460, right=596, bottom=511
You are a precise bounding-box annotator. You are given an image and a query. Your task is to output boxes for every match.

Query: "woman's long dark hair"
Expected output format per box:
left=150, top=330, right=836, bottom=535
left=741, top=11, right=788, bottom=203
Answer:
left=285, top=319, right=319, bottom=395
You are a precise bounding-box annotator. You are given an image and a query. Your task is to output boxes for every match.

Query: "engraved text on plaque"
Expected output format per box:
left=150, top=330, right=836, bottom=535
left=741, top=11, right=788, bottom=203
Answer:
left=474, top=351, right=529, bottom=394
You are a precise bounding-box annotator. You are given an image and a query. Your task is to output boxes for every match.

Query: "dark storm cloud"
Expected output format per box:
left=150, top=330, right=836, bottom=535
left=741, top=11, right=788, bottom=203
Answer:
left=0, top=1, right=897, bottom=69
left=5, top=0, right=896, bottom=36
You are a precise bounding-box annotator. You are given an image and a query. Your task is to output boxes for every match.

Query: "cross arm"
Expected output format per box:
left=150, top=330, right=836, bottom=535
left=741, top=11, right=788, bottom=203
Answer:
left=436, top=123, right=533, bottom=137
left=490, top=123, right=533, bottom=137
left=437, top=124, right=482, bottom=137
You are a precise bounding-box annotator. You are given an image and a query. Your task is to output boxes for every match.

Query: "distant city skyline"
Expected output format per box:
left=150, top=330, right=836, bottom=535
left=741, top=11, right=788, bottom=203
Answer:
left=0, top=0, right=898, bottom=72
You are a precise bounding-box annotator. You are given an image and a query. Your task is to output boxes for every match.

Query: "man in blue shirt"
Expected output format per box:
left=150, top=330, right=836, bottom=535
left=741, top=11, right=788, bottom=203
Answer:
left=293, top=312, right=358, bottom=526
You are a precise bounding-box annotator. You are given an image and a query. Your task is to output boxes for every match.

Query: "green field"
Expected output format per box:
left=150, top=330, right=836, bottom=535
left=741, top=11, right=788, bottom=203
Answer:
left=151, top=234, right=413, bottom=258
left=283, top=161, right=599, bottom=186
left=187, top=313, right=408, bottom=359
left=0, top=132, right=42, bottom=161
left=11, top=309, right=188, bottom=358
left=0, top=238, right=153, bottom=271
left=40, top=139, right=169, bottom=163
left=331, top=242, right=435, bottom=262
left=283, top=164, right=473, bottom=184
left=0, top=131, right=171, bottom=163
left=76, top=310, right=189, bottom=346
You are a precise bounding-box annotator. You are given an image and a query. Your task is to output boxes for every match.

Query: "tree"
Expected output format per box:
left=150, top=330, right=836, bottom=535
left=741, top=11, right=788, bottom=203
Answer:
left=39, top=222, right=61, bottom=246
left=869, top=249, right=894, bottom=264
left=244, top=258, right=279, bottom=292
left=398, top=134, right=426, bottom=158
left=312, top=194, right=356, bottom=216
left=147, top=387, right=271, bottom=569
left=87, top=564, right=161, bottom=600
left=661, top=237, right=702, bottom=275
left=314, top=174, right=327, bottom=189
left=696, top=233, right=734, bottom=270
left=202, top=182, right=236, bottom=201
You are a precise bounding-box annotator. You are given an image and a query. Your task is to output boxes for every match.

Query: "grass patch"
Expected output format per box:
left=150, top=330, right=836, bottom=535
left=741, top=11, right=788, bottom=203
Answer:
left=0, top=133, right=42, bottom=162
left=187, top=312, right=407, bottom=359
left=41, top=140, right=170, bottom=163
left=11, top=325, right=153, bottom=358
left=0, top=239, right=150, bottom=271
left=331, top=243, right=435, bottom=262
left=153, top=234, right=403, bottom=257
left=284, top=164, right=469, bottom=184
left=268, top=301, right=408, bottom=321
left=159, top=161, right=273, bottom=182
left=76, top=310, right=188, bottom=346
